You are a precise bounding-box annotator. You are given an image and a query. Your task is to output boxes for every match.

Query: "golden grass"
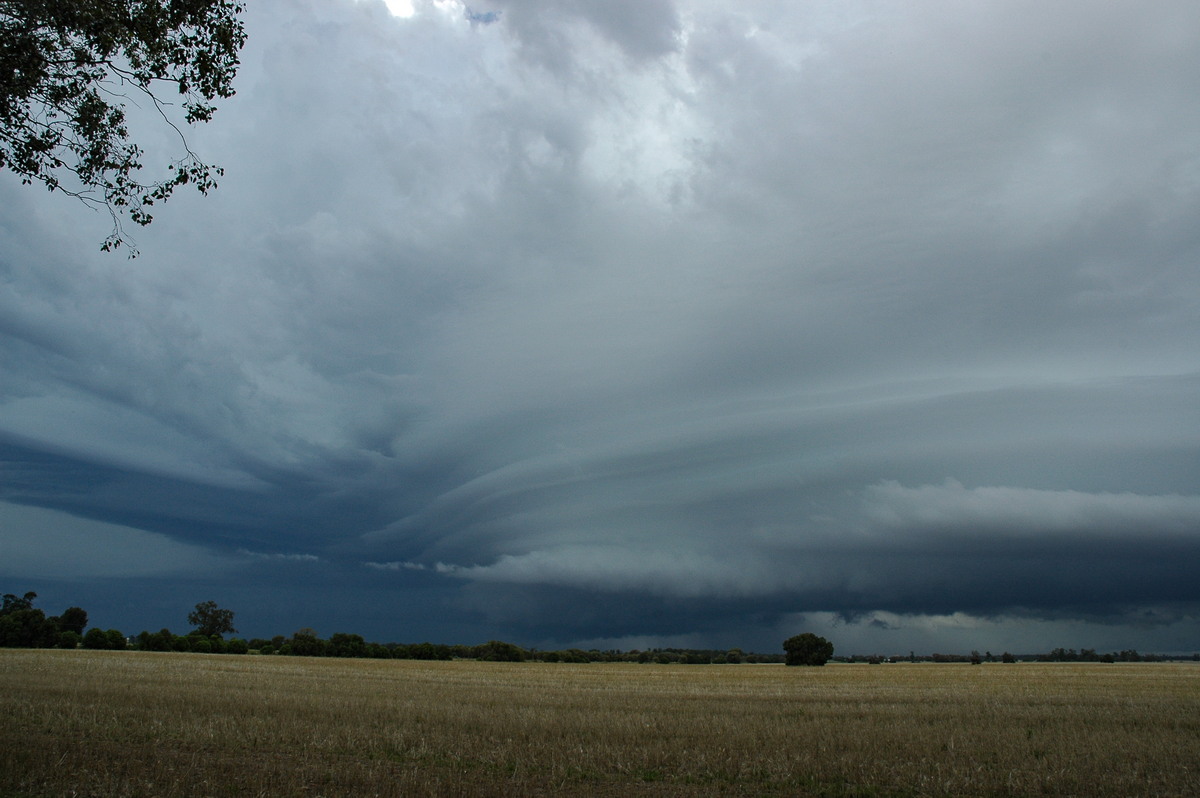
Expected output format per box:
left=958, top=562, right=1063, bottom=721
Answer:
left=1, top=650, right=1198, bottom=796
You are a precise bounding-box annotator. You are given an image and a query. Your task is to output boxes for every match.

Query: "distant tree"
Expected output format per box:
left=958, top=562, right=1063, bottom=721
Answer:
left=0, top=607, right=57, bottom=647
left=187, top=600, right=236, bottom=637
left=474, top=640, right=526, bottom=662
left=1, top=591, right=37, bottom=615
left=56, top=606, right=88, bottom=636
left=105, top=629, right=127, bottom=650
left=328, top=632, right=366, bottom=658
left=970, top=650, right=982, bottom=665
left=83, top=627, right=110, bottom=649
left=57, top=630, right=82, bottom=649
left=1001, top=651, right=1016, bottom=663
left=288, top=629, right=326, bottom=657
left=225, top=637, right=248, bottom=655
left=0, top=0, right=248, bottom=253
left=783, top=633, right=835, bottom=667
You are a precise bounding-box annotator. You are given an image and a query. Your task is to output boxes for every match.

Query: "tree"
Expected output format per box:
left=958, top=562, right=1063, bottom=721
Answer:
left=328, top=632, right=366, bottom=658
left=0, top=0, right=247, bottom=253
left=783, top=633, right=834, bottom=667
left=187, top=600, right=236, bottom=637
left=56, top=606, right=88, bottom=636
left=474, top=640, right=527, bottom=662
left=0, top=592, right=59, bottom=647
left=1, top=591, right=37, bottom=615
left=83, top=627, right=111, bottom=649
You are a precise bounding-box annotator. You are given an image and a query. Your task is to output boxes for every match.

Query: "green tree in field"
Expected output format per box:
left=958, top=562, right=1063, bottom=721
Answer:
left=187, top=600, right=236, bottom=637
left=782, top=633, right=834, bottom=666
left=0, top=0, right=247, bottom=253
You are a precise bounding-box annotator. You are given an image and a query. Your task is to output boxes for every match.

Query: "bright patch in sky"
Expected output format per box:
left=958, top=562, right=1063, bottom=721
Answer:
left=383, top=0, right=414, bottom=17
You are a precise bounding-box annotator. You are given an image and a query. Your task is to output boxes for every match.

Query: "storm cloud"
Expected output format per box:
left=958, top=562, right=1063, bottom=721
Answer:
left=2, top=0, right=1199, bottom=654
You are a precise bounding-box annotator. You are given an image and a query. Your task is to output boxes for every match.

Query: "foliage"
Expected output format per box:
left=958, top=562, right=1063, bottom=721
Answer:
left=783, top=632, right=835, bottom=666
left=187, top=600, right=236, bottom=637
left=82, top=627, right=110, bottom=649
left=327, top=632, right=366, bottom=658
left=1, top=609, right=58, bottom=647
left=1, top=591, right=37, bottom=615
left=473, top=640, right=526, bottom=662
left=286, top=629, right=325, bottom=657
left=0, top=0, right=246, bottom=253
left=54, top=606, right=88, bottom=635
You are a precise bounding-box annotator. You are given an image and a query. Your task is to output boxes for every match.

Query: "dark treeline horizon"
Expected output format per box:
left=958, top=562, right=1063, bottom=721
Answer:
left=3, top=590, right=1197, bottom=663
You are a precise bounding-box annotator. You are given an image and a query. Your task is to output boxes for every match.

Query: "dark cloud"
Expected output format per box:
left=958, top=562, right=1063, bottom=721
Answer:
left=2, top=0, right=1199, bottom=653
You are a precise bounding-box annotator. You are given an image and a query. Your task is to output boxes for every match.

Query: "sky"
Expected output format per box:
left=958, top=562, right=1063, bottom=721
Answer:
left=3, top=0, right=1200, bottom=656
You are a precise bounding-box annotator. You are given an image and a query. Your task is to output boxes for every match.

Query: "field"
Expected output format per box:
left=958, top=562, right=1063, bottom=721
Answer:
left=2, top=650, right=1198, bottom=796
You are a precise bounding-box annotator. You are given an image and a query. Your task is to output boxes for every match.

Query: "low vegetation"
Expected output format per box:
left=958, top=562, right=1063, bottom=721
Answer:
left=2, top=649, right=1197, bottom=796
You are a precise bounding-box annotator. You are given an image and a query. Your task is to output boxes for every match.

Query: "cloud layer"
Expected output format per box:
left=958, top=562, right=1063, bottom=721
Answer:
left=2, top=0, right=1199, bottom=653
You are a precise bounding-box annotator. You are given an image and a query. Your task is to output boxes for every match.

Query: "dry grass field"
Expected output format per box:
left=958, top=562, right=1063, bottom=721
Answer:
left=1, top=649, right=1197, bottom=796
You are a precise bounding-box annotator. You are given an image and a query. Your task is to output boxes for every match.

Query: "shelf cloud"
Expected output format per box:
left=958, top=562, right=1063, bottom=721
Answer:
left=2, top=0, right=1199, bottom=654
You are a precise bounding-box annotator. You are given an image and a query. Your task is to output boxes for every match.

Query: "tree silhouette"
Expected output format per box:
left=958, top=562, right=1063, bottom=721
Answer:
left=0, top=0, right=246, bottom=253
left=187, top=600, right=236, bottom=637
left=782, top=633, right=834, bottom=666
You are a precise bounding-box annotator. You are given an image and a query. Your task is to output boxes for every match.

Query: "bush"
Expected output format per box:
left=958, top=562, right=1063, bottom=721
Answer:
left=226, top=638, right=249, bottom=655
left=105, top=630, right=127, bottom=650
left=58, top=631, right=82, bottom=649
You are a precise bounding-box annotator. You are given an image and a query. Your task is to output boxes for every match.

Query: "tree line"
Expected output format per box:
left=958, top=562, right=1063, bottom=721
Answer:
left=0, top=591, right=790, bottom=662
left=5, top=591, right=1193, bottom=664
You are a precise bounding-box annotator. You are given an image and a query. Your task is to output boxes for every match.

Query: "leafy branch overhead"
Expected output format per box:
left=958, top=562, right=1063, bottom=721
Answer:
left=0, top=0, right=246, bottom=254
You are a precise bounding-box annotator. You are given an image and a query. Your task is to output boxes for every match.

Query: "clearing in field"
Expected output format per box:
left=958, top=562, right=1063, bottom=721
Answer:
left=1, top=650, right=1198, bottom=796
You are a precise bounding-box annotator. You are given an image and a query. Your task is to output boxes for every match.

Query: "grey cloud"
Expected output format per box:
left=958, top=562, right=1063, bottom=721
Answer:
left=482, top=0, right=680, bottom=66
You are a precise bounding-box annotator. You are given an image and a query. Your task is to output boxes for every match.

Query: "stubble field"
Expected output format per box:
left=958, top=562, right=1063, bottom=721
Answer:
left=1, top=649, right=1197, bottom=796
